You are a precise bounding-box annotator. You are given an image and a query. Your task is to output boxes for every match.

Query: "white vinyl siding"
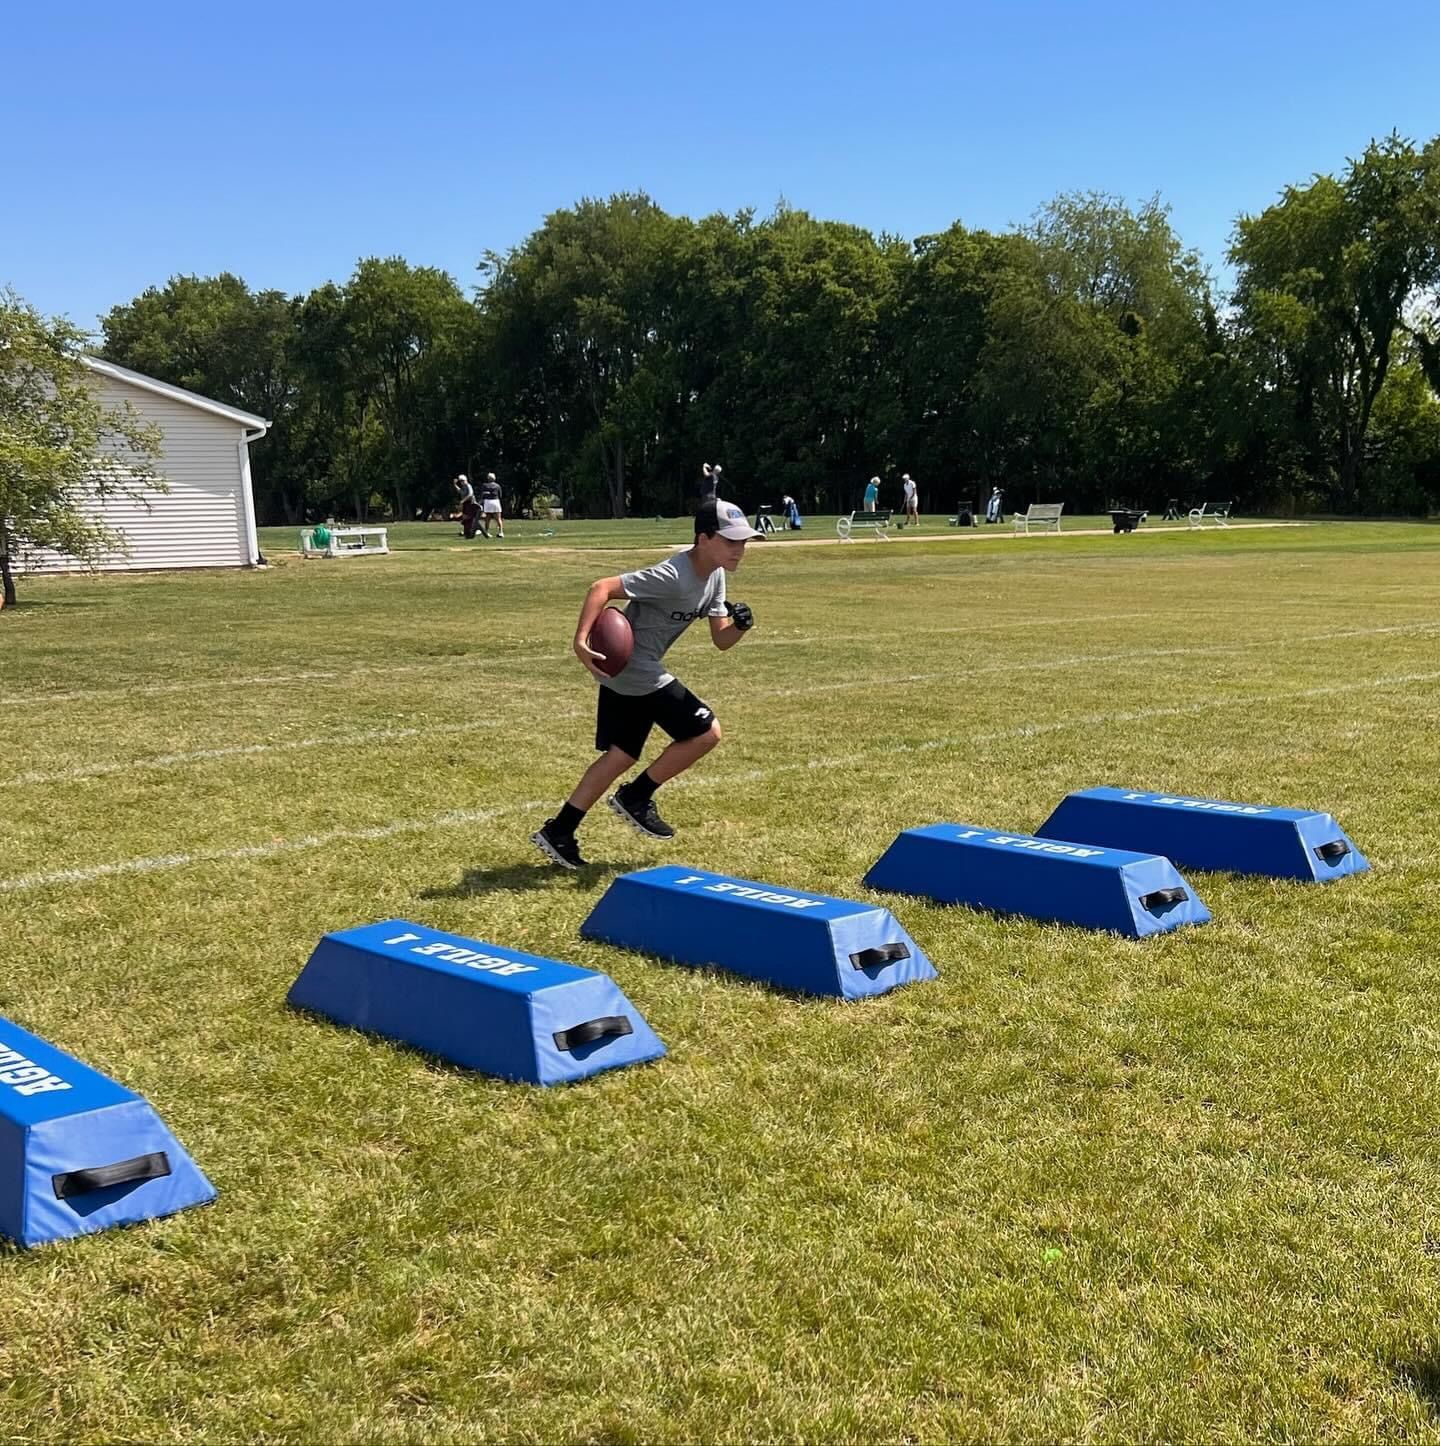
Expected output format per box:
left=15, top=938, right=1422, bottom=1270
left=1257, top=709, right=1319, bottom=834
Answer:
left=18, top=374, right=257, bottom=574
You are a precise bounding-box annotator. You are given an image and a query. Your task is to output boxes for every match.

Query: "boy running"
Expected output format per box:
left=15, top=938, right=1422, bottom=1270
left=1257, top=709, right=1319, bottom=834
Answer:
left=531, top=499, right=760, bottom=869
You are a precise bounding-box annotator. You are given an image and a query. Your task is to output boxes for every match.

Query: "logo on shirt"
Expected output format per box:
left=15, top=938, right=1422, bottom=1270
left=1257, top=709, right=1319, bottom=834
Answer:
left=669, top=609, right=704, bottom=622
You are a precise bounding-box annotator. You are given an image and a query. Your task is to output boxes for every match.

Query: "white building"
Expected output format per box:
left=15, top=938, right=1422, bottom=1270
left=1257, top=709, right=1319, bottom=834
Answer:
left=19, top=357, right=270, bottom=574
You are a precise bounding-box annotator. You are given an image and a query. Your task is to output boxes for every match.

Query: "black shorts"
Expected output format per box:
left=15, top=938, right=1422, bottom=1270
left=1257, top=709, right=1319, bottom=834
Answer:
left=596, top=679, right=716, bottom=759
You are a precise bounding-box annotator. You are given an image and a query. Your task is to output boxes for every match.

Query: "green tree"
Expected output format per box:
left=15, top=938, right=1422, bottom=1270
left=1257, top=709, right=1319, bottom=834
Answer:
left=0, top=292, right=163, bottom=609
left=483, top=195, right=690, bottom=517
left=971, top=193, right=1215, bottom=509
left=337, top=258, right=476, bottom=520
left=1230, top=133, right=1440, bottom=508
left=101, top=274, right=301, bottom=519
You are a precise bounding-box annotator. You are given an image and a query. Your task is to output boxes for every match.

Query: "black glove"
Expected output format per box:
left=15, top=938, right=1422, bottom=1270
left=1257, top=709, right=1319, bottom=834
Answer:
left=725, top=600, right=754, bottom=631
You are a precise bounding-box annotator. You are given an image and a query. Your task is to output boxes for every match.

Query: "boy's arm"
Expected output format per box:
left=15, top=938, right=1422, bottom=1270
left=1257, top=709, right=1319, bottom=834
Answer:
left=574, top=575, right=628, bottom=678
left=709, top=601, right=753, bottom=651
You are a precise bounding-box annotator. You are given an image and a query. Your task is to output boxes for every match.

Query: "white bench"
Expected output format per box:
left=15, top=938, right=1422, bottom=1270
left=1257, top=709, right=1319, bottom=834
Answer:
left=300, top=526, right=390, bottom=558
left=1188, top=501, right=1232, bottom=528
left=1013, top=503, right=1064, bottom=534
left=837, top=508, right=892, bottom=541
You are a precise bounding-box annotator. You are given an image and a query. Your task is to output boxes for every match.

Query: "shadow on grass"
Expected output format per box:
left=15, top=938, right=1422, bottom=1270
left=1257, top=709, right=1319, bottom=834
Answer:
left=421, top=861, right=618, bottom=898
left=595, top=941, right=848, bottom=1007
left=1393, top=1354, right=1440, bottom=1416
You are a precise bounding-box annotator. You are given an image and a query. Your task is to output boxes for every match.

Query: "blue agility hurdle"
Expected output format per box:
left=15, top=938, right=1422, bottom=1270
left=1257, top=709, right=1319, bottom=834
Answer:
left=580, top=866, right=937, bottom=999
left=864, top=824, right=1210, bottom=937
left=289, top=920, right=665, bottom=1086
left=1036, top=787, right=1369, bottom=882
left=0, top=1015, right=215, bottom=1249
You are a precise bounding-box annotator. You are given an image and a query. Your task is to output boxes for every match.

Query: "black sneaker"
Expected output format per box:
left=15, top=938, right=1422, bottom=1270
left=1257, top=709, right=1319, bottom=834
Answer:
left=531, top=819, right=586, bottom=870
left=609, top=786, right=676, bottom=840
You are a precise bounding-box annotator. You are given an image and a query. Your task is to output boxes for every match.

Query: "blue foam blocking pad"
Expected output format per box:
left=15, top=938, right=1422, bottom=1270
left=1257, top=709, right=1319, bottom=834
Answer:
left=580, top=866, right=938, bottom=1000
left=864, top=824, right=1211, bottom=937
left=1036, top=787, right=1369, bottom=882
left=0, top=1015, right=216, bottom=1249
left=289, top=919, right=665, bottom=1085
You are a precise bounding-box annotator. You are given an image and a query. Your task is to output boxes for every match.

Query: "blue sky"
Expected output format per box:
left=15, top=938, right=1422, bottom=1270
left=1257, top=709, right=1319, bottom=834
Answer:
left=5, top=0, right=1437, bottom=333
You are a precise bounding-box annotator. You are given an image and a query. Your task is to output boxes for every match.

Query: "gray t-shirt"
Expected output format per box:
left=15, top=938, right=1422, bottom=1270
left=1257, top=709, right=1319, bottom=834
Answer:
left=604, top=552, right=728, bottom=696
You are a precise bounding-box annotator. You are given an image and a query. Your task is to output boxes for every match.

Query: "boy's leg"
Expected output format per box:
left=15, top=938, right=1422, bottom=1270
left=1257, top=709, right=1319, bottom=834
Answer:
left=646, top=721, right=720, bottom=783
left=569, top=746, right=637, bottom=811
left=610, top=682, right=720, bottom=840
left=533, top=748, right=633, bottom=869
left=534, top=688, right=651, bottom=868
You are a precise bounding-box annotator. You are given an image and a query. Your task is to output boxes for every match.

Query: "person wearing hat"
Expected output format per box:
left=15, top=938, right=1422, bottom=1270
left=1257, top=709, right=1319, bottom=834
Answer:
left=901, top=472, right=919, bottom=527
left=479, top=472, right=505, bottom=538
left=863, top=476, right=880, bottom=512
left=453, top=474, right=479, bottom=538
left=532, top=498, right=760, bottom=869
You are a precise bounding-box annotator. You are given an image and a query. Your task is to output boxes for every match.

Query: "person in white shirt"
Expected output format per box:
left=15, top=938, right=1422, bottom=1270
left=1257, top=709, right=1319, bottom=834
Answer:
left=901, top=473, right=919, bottom=527
left=453, top=474, right=479, bottom=538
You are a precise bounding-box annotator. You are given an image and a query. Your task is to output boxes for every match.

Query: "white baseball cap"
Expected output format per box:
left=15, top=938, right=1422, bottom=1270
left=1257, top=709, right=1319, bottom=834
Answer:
left=697, top=498, right=762, bottom=540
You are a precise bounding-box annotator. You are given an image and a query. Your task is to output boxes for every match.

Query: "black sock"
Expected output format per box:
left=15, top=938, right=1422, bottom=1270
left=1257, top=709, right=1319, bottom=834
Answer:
left=555, top=802, right=586, bottom=835
left=624, top=769, right=660, bottom=805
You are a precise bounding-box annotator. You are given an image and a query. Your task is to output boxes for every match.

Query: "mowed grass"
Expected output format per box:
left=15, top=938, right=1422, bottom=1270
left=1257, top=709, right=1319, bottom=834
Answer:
left=2, top=520, right=1440, bottom=1441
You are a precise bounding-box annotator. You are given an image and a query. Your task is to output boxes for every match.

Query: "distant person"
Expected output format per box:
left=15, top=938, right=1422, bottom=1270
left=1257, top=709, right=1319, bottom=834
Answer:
left=480, top=473, right=504, bottom=539
left=454, top=474, right=479, bottom=539
left=985, top=486, right=1003, bottom=524
left=863, top=476, right=880, bottom=513
left=699, top=462, right=721, bottom=502
left=901, top=473, right=919, bottom=527
left=781, top=492, right=802, bottom=529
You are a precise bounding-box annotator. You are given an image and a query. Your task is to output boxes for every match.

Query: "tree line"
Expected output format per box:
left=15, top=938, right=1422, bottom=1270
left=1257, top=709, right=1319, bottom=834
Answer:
left=94, top=132, right=1440, bottom=523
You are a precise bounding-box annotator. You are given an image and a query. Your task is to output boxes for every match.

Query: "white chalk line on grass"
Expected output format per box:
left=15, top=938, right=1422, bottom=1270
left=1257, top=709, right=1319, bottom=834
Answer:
left=3, top=665, right=1437, bottom=897
left=0, top=605, right=1300, bottom=711
left=0, top=802, right=553, bottom=896
left=723, top=668, right=1440, bottom=785
left=0, top=608, right=1124, bottom=710
left=6, top=618, right=1438, bottom=790
left=0, top=716, right=560, bottom=789
left=757, top=620, right=1440, bottom=701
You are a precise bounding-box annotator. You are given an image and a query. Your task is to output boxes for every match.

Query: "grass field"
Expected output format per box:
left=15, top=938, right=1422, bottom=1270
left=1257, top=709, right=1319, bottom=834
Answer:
left=3, top=519, right=1440, bottom=1441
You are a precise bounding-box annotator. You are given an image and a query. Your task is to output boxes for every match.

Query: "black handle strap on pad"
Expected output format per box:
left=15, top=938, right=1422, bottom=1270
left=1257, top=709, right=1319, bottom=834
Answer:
left=1140, top=887, right=1188, bottom=912
left=53, top=1150, right=171, bottom=1201
left=849, top=942, right=911, bottom=970
left=553, top=1016, right=634, bottom=1053
left=1315, top=839, right=1351, bottom=863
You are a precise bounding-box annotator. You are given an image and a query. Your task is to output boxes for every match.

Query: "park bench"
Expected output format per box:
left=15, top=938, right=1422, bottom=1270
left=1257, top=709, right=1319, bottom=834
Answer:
left=300, top=525, right=390, bottom=558
left=837, top=508, right=892, bottom=541
left=1188, top=501, right=1232, bottom=529
left=1013, top=502, right=1064, bottom=534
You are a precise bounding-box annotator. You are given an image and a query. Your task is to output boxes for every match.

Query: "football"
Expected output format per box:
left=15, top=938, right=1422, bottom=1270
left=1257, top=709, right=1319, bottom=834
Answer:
left=588, top=607, right=634, bottom=677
